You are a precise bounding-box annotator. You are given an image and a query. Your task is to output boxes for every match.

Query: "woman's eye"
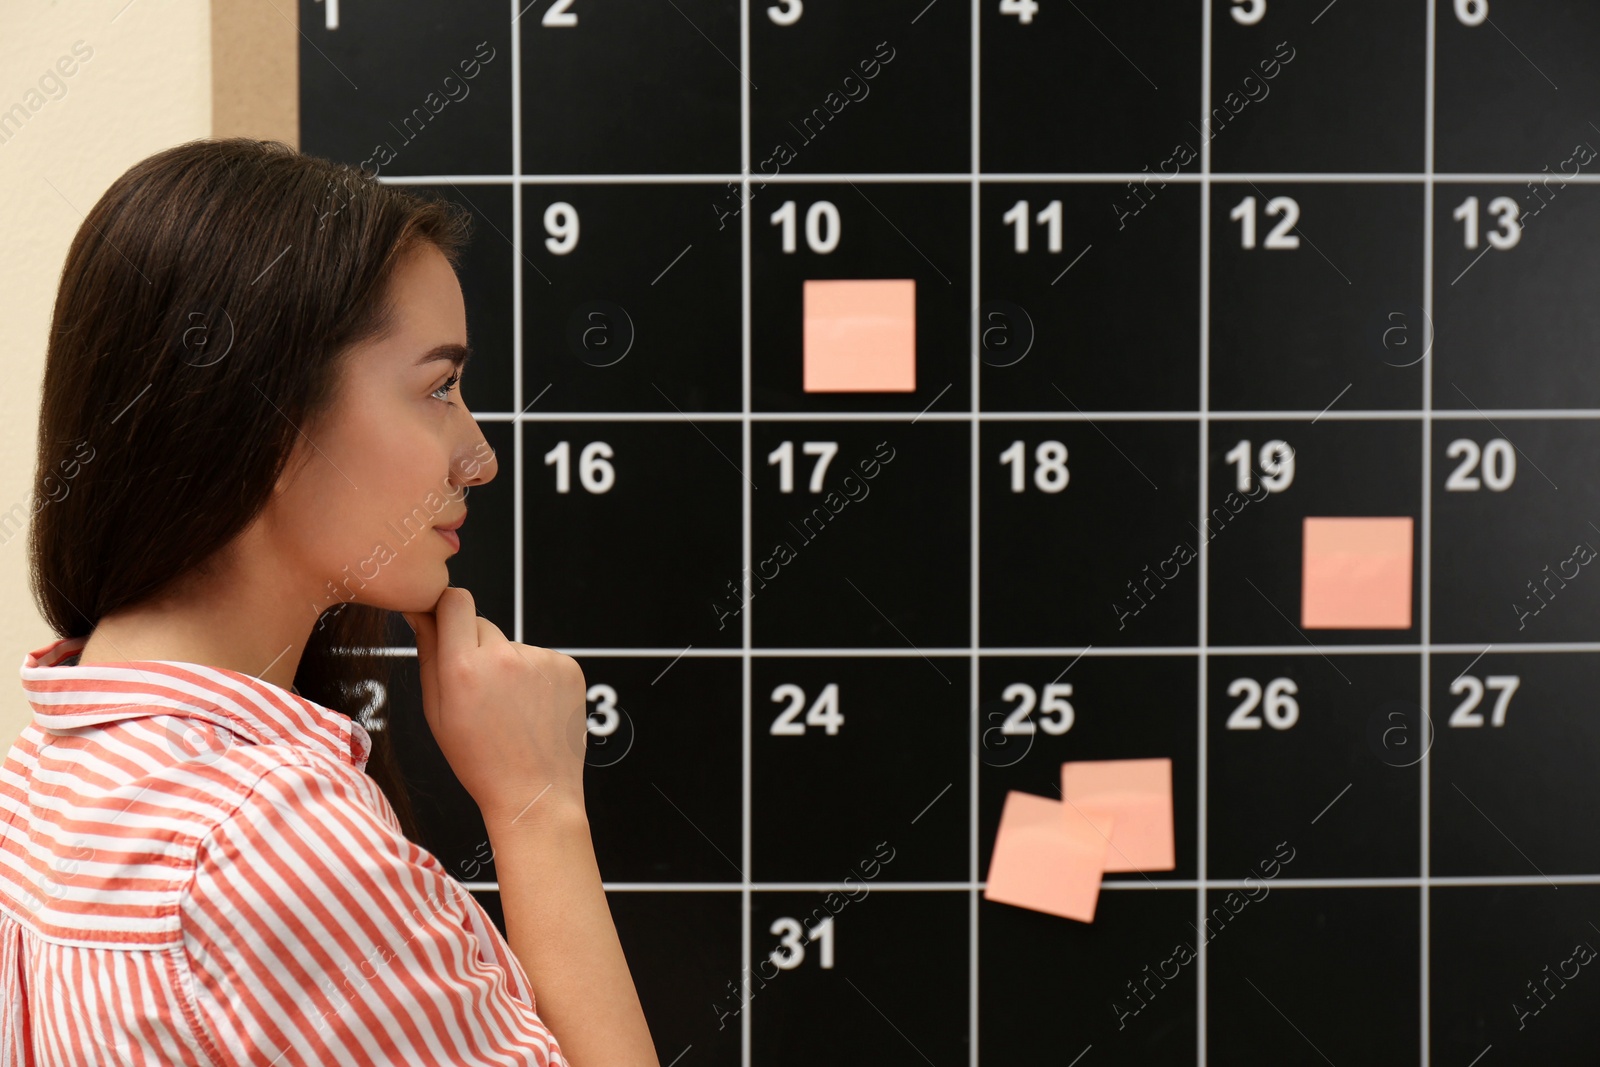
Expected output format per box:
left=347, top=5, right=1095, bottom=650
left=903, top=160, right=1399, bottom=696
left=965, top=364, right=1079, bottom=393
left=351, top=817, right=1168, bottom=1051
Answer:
left=431, top=371, right=461, bottom=403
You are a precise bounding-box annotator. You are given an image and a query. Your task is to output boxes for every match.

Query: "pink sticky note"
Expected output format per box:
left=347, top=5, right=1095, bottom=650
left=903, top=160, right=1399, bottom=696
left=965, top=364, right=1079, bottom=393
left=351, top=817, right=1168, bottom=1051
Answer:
left=802, top=278, right=916, bottom=392
left=1301, top=516, right=1414, bottom=629
left=984, top=790, right=1114, bottom=922
left=1061, top=758, right=1175, bottom=873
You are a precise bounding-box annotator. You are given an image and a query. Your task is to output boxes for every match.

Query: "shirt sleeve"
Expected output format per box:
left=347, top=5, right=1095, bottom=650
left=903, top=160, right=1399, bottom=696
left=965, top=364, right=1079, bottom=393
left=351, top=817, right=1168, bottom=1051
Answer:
left=177, top=759, right=569, bottom=1067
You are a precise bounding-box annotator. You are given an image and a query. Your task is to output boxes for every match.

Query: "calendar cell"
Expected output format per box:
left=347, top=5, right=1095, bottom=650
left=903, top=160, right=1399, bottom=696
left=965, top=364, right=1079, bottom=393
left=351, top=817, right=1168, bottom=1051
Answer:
left=1430, top=419, right=1600, bottom=645
left=1209, top=181, right=1424, bottom=411
left=1207, top=0, right=1423, bottom=174
left=979, top=654, right=1198, bottom=883
left=1205, top=888, right=1419, bottom=1062
left=1436, top=1, right=1600, bottom=174
left=749, top=423, right=967, bottom=649
left=518, top=0, right=740, bottom=175
left=751, top=656, right=968, bottom=883
left=1206, top=418, right=1421, bottom=647
left=981, top=0, right=1203, bottom=176
left=577, top=656, right=743, bottom=884
left=1207, top=651, right=1420, bottom=879
left=750, top=1, right=968, bottom=174
left=750, top=181, right=971, bottom=413
left=1430, top=884, right=1600, bottom=1064
left=980, top=420, right=1201, bottom=649
left=298, top=0, right=512, bottom=177
left=980, top=887, right=1199, bottom=1064
left=1431, top=651, right=1600, bottom=878
left=979, top=181, right=1201, bottom=413
left=1433, top=183, right=1600, bottom=410
left=521, top=421, right=743, bottom=649
left=749, top=889, right=969, bottom=1066
left=521, top=183, right=742, bottom=413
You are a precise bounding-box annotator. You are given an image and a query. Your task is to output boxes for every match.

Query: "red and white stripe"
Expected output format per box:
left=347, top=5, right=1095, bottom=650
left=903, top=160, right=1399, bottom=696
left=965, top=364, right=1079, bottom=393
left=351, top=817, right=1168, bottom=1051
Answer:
left=0, top=635, right=567, bottom=1066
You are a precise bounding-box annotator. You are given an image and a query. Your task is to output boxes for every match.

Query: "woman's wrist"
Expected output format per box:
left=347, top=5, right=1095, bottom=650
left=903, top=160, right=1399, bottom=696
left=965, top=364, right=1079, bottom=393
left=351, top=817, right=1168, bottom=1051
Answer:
left=478, top=787, right=588, bottom=841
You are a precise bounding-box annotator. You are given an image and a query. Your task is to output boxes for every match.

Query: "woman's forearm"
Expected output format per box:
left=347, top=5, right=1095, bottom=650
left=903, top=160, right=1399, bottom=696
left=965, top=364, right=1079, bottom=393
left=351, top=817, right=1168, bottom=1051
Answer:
left=484, top=803, right=660, bottom=1066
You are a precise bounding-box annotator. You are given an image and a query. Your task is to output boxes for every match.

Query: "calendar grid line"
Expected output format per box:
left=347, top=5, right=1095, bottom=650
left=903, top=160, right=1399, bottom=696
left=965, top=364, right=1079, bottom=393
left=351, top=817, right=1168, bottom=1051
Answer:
left=968, top=0, right=982, bottom=1062
left=1421, top=0, right=1439, bottom=1060
left=375, top=171, right=1600, bottom=186
left=464, top=872, right=1600, bottom=894
left=455, top=643, right=1600, bottom=657
left=459, top=409, right=1600, bottom=422
left=1197, top=0, right=1214, bottom=1061
left=739, top=2, right=753, bottom=1063
left=509, top=0, right=524, bottom=650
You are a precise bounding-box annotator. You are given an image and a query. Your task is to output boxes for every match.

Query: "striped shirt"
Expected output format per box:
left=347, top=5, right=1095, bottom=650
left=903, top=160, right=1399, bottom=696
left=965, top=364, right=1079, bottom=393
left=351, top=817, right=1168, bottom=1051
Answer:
left=0, top=635, right=568, bottom=1066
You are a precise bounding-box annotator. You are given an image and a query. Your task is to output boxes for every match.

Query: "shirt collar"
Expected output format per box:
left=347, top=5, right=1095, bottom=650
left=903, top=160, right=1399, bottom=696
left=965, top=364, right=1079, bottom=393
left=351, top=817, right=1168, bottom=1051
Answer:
left=20, top=635, right=372, bottom=772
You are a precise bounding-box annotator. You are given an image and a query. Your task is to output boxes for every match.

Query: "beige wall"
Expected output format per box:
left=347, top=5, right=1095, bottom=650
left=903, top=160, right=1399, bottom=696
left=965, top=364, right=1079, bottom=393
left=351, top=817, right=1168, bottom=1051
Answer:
left=0, top=1, right=295, bottom=749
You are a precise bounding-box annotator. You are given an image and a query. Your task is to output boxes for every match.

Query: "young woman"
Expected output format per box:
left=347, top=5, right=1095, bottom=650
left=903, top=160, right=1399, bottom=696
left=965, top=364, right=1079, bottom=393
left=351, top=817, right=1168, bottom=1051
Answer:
left=0, top=138, right=657, bottom=1065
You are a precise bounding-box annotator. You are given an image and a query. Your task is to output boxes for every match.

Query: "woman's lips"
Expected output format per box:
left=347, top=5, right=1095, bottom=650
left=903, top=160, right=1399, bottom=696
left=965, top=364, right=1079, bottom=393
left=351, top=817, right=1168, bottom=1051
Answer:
left=436, top=527, right=460, bottom=552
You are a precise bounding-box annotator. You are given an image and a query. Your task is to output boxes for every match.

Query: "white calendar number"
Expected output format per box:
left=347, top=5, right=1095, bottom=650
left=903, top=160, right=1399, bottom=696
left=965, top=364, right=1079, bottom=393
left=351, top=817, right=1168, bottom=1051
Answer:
left=999, top=0, right=1039, bottom=25
left=1002, top=199, right=1063, bottom=253
left=544, top=440, right=615, bottom=494
left=1230, top=195, right=1300, bottom=250
left=543, top=0, right=579, bottom=26
left=1226, top=677, right=1300, bottom=730
left=1448, top=674, right=1520, bottom=727
left=769, top=915, right=833, bottom=969
left=544, top=202, right=579, bottom=254
left=770, top=682, right=844, bottom=736
left=586, top=683, right=622, bottom=737
left=766, top=0, right=802, bottom=24
left=770, top=200, right=840, bottom=254
left=350, top=678, right=387, bottom=732
left=999, top=682, right=1075, bottom=736
left=1454, top=0, right=1487, bottom=26
left=999, top=439, right=1069, bottom=493
left=1230, top=0, right=1266, bottom=25
left=767, top=440, right=839, bottom=493
left=1443, top=438, right=1516, bottom=492
left=1452, top=195, right=1520, bottom=251
left=1224, top=438, right=1295, bottom=494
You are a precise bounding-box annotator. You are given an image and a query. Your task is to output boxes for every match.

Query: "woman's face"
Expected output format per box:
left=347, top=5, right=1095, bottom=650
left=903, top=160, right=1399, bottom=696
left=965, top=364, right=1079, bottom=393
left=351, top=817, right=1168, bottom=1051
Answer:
left=268, top=240, right=497, bottom=617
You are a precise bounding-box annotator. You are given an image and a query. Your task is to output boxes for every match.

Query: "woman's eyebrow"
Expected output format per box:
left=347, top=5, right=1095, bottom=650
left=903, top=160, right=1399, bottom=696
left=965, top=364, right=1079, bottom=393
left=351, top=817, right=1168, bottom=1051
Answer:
left=415, top=342, right=472, bottom=370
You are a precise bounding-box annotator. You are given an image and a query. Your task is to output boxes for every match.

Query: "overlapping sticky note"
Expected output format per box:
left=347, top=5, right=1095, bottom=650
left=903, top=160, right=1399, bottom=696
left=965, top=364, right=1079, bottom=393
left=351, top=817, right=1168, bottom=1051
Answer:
left=984, top=792, right=1115, bottom=922
left=802, top=278, right=916, bottom=392
left=1062, top=757, right=1176, bottom=873
left=1301, top=516, right=1413, bottom=629
left=983, top=757, right=1174, bottom=923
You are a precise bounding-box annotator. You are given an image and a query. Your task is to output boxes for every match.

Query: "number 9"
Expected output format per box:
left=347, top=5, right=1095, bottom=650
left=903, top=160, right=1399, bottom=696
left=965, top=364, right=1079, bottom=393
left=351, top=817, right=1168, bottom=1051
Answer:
left=544, top=201, right=579, bottom=255
left=1454, top=0, right=1487, bottom=26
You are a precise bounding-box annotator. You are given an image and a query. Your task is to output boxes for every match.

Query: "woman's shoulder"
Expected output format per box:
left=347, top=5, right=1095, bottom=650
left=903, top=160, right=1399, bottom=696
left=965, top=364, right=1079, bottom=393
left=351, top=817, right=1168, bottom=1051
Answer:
left=0, top=715, right=407, bottom=943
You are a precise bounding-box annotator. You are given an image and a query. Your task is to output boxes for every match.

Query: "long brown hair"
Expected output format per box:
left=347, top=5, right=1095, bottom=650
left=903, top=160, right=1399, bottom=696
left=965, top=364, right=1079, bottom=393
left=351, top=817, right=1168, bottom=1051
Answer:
left=28, top=137, right=475, bottom=841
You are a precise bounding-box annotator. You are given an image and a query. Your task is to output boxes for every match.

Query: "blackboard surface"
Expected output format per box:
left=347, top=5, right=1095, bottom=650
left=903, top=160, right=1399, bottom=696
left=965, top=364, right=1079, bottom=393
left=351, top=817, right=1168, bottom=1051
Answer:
left=301, top=2, right=1600, bottom=1062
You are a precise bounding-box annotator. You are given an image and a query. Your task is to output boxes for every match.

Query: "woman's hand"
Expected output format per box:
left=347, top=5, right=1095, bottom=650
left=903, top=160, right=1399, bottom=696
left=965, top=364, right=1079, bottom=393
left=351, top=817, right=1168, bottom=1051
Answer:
left=402, top=586, right=589, bottom=829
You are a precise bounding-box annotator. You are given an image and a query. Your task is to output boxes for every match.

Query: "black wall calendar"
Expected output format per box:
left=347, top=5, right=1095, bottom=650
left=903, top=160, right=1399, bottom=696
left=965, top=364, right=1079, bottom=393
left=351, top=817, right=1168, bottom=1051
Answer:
left=300, top=1, right=1600, bottom=1062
